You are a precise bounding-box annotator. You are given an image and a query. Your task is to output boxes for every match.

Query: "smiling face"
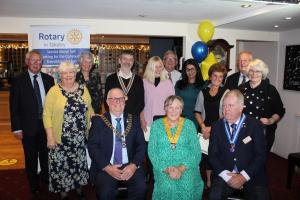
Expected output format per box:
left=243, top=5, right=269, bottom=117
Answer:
left=28, top=52, right=42, bottom=74
left=210, top=71, right=224, bottom=87
left=80, top=56, right=93, bottom=73
left=119, top=54, right=134, bottom=71
left=166, top=99, right=183, bottom=123
left=248, top=66, right=263, bottom=85
left=154, top=63, right=164, bottom=77
left=238, top=52, right=252, bottom=74
left=106, top=88, right=126, bottom=117
left=185, top=64, right=197, bottom=81
left=163, top=52, right=178, bottom=73
left=60, top=67, right=76, bottom=85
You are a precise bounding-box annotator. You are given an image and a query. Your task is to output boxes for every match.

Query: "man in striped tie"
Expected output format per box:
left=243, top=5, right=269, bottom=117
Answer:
left=88, top=88, right=147, bottom=200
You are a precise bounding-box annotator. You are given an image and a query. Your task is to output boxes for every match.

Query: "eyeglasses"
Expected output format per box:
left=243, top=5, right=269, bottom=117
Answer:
left=248, top=69, right=262, bottom=74
left=108, top=97, right=126, bottom=103
left=185, top=68, right=195, bottom=72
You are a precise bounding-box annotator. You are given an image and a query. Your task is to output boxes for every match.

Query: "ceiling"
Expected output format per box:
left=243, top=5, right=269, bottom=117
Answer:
left=1, top=0, right=300, bottom=32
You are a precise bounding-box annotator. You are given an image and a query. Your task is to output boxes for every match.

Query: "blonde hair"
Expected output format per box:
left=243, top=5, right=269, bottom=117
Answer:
left=143, top=56, right=169, bottom=83
left=58, top=61, right=77, bottom=73
left=248, top=59, right=269, bottom=79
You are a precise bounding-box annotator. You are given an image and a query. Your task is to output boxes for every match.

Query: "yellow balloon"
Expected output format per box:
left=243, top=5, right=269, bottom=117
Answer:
left=200, top=52, right=217, bottom=80
left=197, top=20, right=215, bottom=43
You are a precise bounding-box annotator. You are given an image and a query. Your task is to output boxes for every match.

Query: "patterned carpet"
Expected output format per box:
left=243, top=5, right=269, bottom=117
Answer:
left=0, top=153, right=299, bottom=200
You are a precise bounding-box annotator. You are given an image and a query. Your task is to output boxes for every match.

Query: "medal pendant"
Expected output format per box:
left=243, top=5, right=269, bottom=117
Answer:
left=230, top=144, right=235, bottom=153
left=121, top=136, right=126, bottom=148
left=171, top=143, right=176, bottom=150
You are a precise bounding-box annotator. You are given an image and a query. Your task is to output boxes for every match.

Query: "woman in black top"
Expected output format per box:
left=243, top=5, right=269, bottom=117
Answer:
left=239, top=59, right=285, bottom=152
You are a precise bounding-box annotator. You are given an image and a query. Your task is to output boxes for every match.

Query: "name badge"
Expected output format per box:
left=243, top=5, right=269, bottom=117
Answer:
left=243, top=136, right=252, bottom=144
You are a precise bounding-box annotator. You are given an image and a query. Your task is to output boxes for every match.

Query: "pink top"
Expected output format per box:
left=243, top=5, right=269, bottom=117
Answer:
left=143, top=79, right=175, bottom=126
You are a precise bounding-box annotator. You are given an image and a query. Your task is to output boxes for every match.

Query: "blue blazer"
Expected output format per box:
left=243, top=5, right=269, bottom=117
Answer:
left=208, top=115, right=268, bottom=186
left=88, top=112, right=146, bottom=174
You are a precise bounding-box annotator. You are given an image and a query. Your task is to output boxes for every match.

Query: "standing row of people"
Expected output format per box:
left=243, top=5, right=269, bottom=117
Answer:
left=10, top=48, right=285, bottom=200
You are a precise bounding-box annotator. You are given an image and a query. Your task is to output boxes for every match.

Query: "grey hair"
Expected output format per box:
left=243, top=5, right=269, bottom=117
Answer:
left=163, top=50, right=178, bottom=61
left=223, top=89, right=244, bottom=106
left=164, top=95, right=184, bottom=111
left=58, top=61, right=77, bottom=73
left=248, top=59, right=269, bottom=79
left=78, top=51, right=94, bottom=65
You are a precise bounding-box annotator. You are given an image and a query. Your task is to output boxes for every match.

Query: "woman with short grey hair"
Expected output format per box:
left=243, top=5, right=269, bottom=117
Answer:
left=239, top=58, right=285, bottom=152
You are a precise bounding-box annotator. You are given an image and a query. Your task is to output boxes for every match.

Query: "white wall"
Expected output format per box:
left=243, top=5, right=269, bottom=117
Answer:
left=272, top=29, right=300, bottom=158
left=238, top=41, right=278, bottom=85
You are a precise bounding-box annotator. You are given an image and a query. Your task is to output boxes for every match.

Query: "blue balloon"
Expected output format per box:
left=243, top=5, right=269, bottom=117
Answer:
left=191, top=41, right=208, bottom=63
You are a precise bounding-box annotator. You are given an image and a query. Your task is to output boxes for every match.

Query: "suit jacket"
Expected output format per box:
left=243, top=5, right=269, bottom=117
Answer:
left=10, top=71, right=54, bottom=135
left=88, top=112, right=146, bottom=175
left=208, top=115, right=267, bottom=186
left=225, top=72, right=240, bottom=90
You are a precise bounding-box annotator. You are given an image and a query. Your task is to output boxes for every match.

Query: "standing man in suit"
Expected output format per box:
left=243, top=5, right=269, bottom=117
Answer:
left=208, top=90, right=269, bottom=200
left=225, top=51, right=253, bottom=90
left=163, top=50, right=181, bottom=86
left=88, top=88, right=147, bottom=200
left=10, top=50, right=55, bottom=194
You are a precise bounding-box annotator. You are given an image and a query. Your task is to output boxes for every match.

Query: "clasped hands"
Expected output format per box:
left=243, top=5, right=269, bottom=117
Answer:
left=227, top=173, right=247, bottom=190
left=104, top=163, right=137, bottom=181
left=164, top=165, right=186, bottom=180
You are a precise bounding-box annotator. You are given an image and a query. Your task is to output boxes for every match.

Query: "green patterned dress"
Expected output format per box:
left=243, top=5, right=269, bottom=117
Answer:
left=148, top=118, right=204, bottom=200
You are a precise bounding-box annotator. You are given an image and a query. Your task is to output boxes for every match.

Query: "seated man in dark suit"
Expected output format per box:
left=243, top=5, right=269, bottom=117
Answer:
left=225, top=51, right=253, bottom=90
left=88, top=88, right=147, bottom=200
left=208, top=90, right=270, bottom=200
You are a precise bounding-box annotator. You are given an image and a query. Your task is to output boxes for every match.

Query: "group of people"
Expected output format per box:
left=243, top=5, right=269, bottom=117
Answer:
left=9, top=48, right=285, bottom=200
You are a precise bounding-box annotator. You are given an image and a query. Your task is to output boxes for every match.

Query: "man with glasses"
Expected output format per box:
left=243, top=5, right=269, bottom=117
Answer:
left=225, top=51, right=253, bottom=90
left=163, top=50, right=181, bottom=86
left=88, top=88, right=147, bottom=200
left=10, top=50, right=54, bottom=195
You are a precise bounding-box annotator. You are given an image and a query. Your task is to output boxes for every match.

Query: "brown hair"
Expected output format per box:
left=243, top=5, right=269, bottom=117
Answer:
left=208, top=63, right=227, bottom=77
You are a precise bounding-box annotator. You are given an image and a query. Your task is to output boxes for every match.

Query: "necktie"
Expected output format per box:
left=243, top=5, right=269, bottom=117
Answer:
left=168, top=72, right=172, bottom=83
left=33, top=75, right=43, bottom=119
left=113, top=118, right=123, bottom=165
left=241, top=75, right=246, bottom=84
left=230, top=124, right=237, bottom=139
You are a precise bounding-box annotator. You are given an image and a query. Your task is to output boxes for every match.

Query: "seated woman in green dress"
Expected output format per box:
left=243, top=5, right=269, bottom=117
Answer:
left=148, top=95, right=204, bottom=200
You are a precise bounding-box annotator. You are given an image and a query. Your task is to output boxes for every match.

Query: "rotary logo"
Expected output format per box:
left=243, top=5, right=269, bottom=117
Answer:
left=67, top=29, right=83, bottom=45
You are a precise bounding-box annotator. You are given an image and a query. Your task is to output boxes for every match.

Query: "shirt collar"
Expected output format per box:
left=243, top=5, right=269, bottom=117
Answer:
left=28, top=70, right=41, bottom=78
left=110, top=113, right=124, bottom=122
left=118, top=70, right=132, bottom=79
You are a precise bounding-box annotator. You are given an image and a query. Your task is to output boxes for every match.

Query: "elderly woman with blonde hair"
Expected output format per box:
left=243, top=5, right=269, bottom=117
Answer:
left=43, top=61, right=94, bottom=199
left=140, top=56, right=175, bottom=132
left=239, top=58, right=285, bottom=152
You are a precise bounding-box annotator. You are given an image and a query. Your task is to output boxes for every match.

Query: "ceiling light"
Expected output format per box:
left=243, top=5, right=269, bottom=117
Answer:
left=241, top=4, right=252, bottom=8
left=274, top=25, right=279, bottom=28
left=284, top=17, right=293, bottom=20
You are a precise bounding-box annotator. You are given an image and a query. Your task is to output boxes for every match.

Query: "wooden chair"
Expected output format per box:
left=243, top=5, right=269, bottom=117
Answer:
left=286, top=152, right=300, bottom=189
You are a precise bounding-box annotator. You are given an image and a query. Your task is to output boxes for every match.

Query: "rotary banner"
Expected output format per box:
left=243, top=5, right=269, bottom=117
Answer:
left=29, top=25, right=90, bottom=67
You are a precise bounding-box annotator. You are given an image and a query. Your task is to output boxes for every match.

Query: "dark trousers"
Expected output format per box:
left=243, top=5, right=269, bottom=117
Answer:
left=265, top=125, right=276, bottom=152
left=94, top=167, right=147, bottom=200
left=22, top=120, right=48, bottom=191
left=209, top=176, right=270, bottom=200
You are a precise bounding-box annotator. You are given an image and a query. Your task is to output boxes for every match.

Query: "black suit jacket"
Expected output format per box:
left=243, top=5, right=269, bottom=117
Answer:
left=208, top=115, right=268, bottom=186
left=225, top=72, right=240, bottom=90
left=9, top=71, right=54, bottom=135
left=88, top=112, right=146, bottom=174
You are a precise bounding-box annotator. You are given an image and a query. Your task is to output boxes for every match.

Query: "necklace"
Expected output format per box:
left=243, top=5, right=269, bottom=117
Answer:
left=163, top=117, right=184, bottom=150
left=99, top=114, right=132, bottom=148
left=117, top=72, right=135, bottom=97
